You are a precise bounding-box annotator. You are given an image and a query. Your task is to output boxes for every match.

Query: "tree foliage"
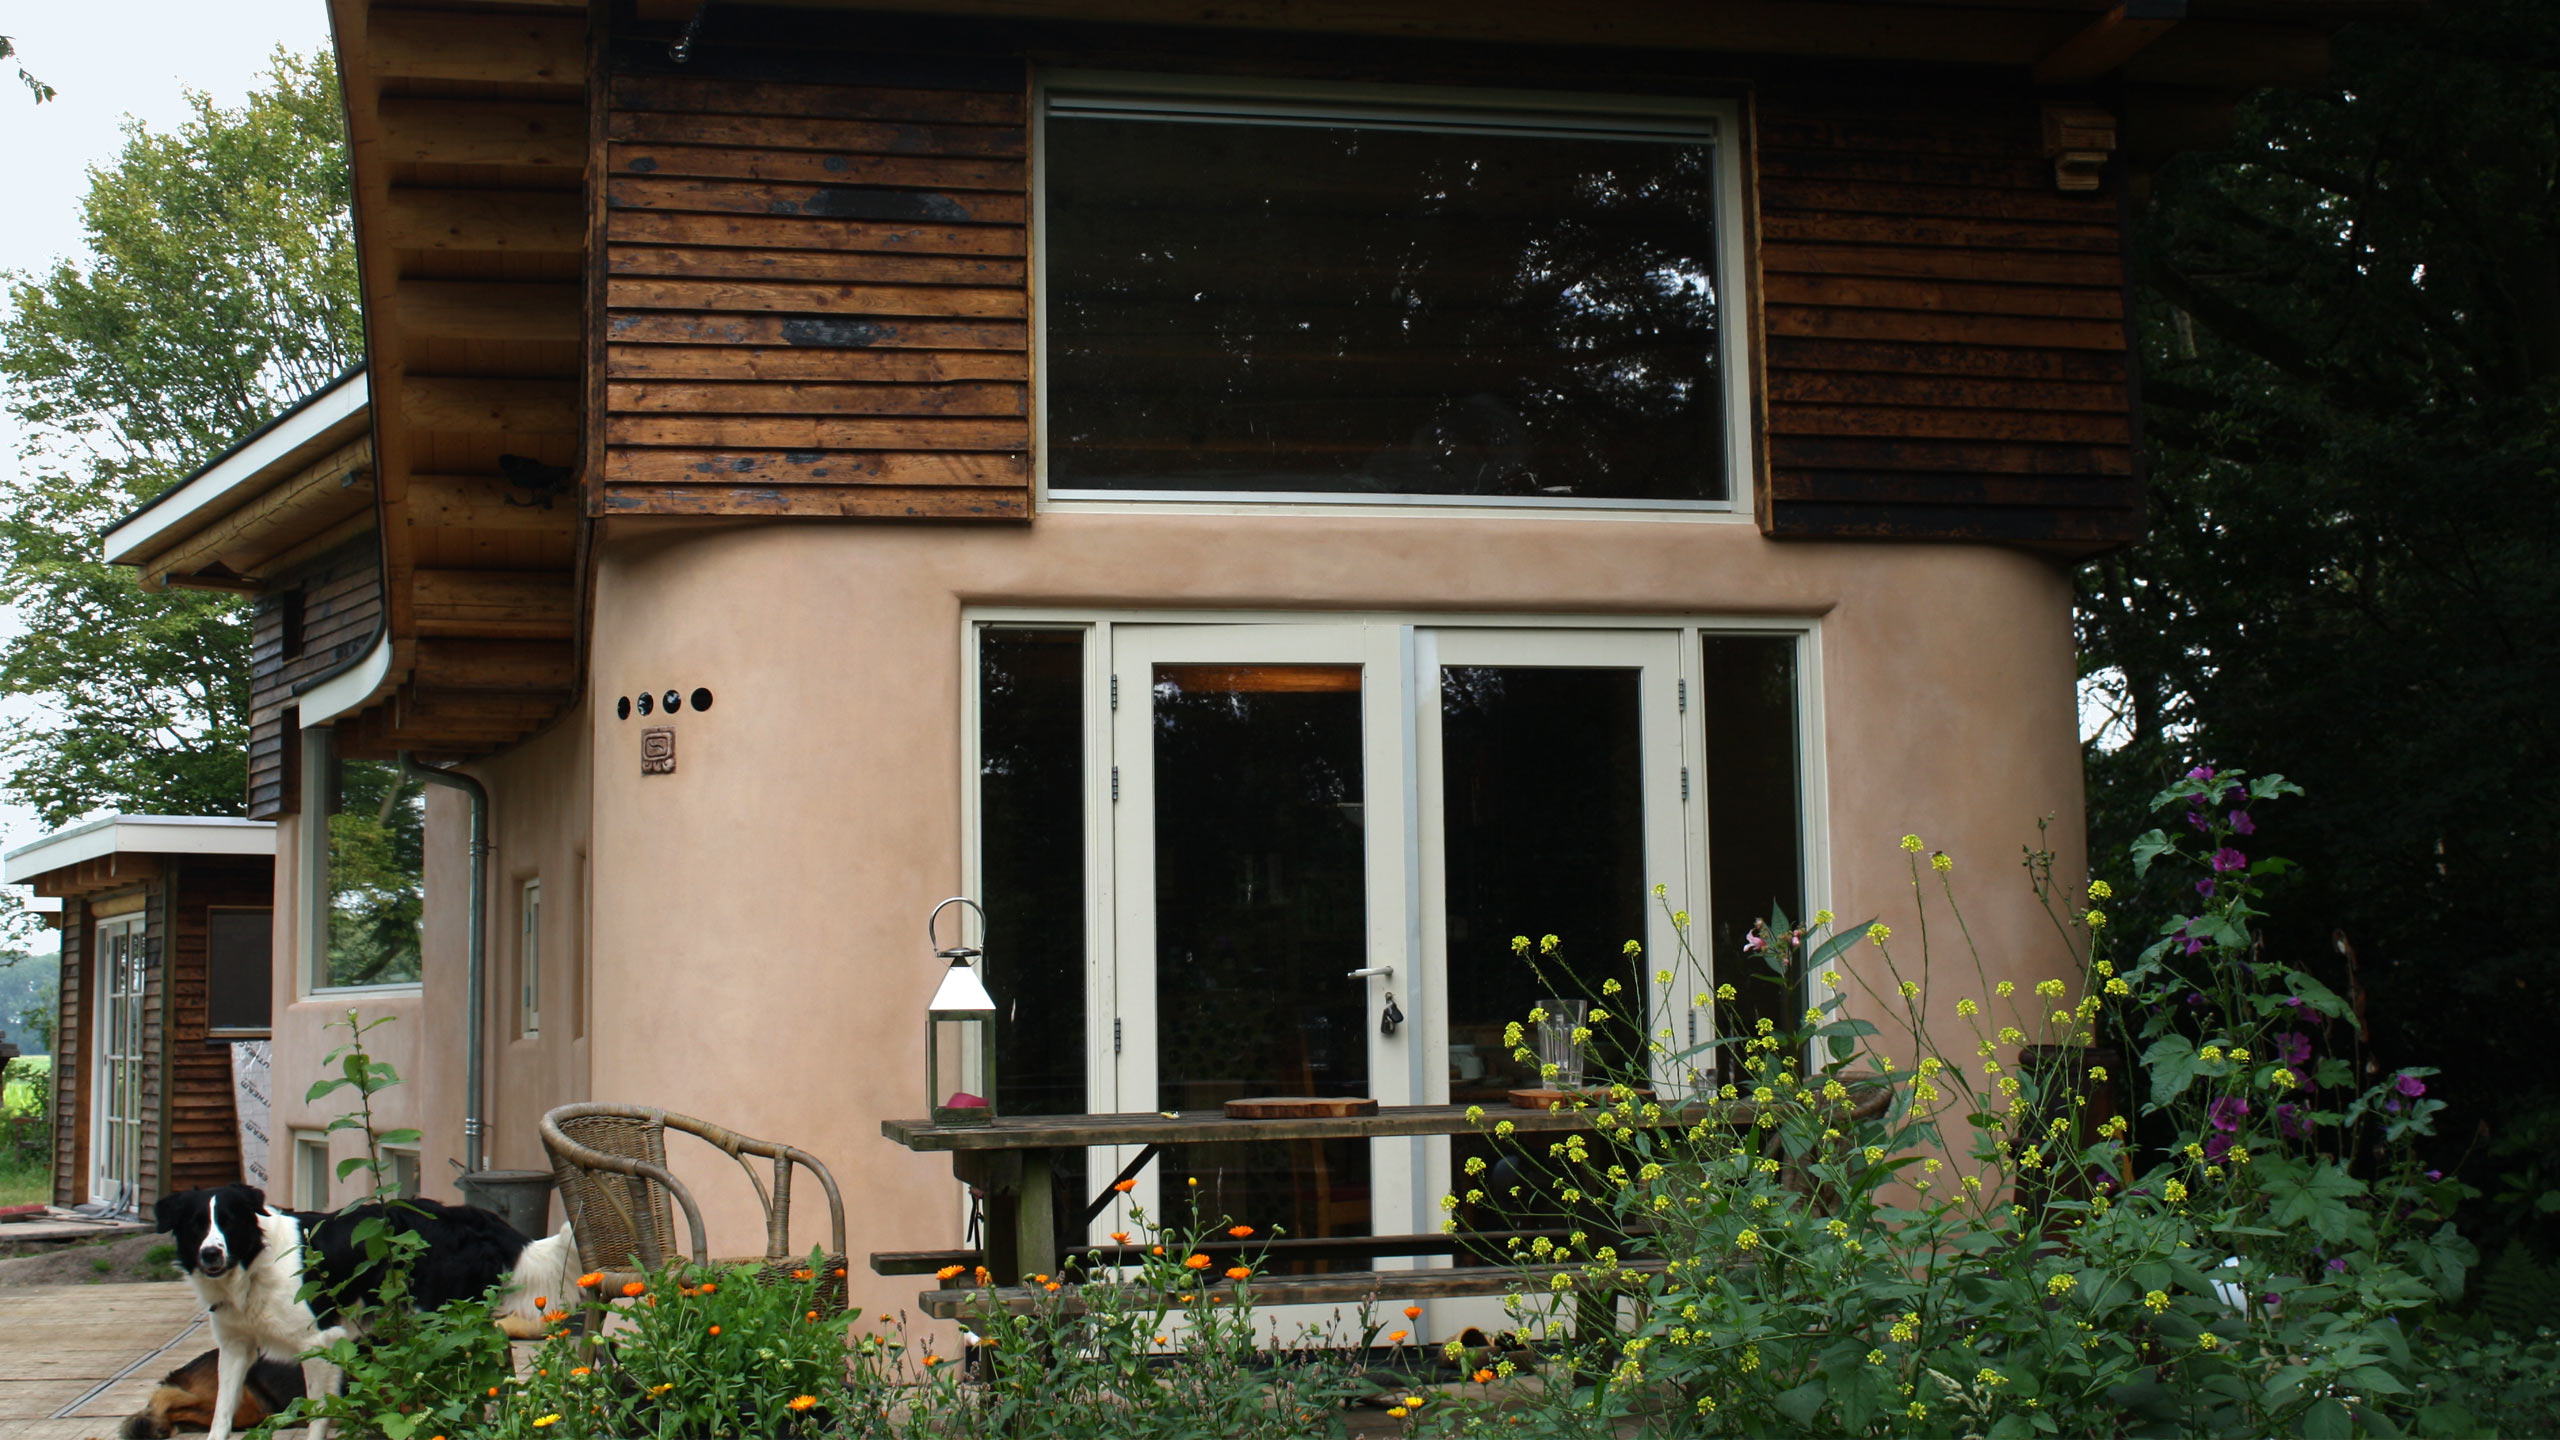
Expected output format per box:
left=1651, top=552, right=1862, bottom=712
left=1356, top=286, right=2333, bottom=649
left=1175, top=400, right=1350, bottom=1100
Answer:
left=0, top=50, right=358, bottom=825
left=2083, top=0, right=2560, bottom=1253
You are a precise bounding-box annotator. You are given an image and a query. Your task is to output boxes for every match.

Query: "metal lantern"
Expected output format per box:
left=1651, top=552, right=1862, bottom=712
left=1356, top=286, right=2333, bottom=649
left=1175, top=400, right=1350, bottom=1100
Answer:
left=926, top=896, right=996, bottom=1126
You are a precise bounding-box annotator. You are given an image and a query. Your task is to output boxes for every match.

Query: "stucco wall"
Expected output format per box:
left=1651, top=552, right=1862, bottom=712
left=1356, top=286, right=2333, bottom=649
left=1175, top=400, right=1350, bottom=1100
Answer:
left=557, top=509, right=2087, bottom=1328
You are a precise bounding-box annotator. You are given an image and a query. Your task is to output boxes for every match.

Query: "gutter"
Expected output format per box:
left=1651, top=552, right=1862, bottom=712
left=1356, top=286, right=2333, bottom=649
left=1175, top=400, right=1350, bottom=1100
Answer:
left=401, top=754, right=489, bottom=1174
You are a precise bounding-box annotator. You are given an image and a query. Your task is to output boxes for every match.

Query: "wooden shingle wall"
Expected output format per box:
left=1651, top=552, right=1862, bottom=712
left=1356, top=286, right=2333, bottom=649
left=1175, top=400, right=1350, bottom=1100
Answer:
left=1752, top=85, right=2139, bottom=553
left=247, top=538, right=383, bottom=818
left=136, top=882, right=167, bottom=1206
left=164, top=862, right=259, bottom=1194
left=51, top=902, right=85, bottom=1206
left=596, top=44, right=1033, bottom=520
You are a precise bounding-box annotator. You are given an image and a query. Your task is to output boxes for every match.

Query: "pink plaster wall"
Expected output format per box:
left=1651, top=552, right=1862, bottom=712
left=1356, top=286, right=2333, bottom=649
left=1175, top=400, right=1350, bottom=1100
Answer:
left=554, top=509, right=2089, bottom=1328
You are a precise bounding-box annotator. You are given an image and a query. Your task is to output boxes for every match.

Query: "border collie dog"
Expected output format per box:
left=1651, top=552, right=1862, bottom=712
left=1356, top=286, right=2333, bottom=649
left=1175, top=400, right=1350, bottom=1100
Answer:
left=155, top=1185, right=578, bottom=1440
left=117, top=1347, right=305, bottom=1439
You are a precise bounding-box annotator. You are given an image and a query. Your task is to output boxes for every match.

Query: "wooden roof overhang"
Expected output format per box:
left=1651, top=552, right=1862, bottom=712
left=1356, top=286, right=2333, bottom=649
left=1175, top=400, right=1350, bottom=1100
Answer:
left=2, top=816, right=277, bottom=901
left=325, top=0, right=590, bottom=761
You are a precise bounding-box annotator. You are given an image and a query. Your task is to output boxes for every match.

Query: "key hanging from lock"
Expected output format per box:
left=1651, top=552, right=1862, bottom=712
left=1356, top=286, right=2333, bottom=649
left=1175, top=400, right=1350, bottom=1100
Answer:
left=1379, top=991, right=1405, bottom=1036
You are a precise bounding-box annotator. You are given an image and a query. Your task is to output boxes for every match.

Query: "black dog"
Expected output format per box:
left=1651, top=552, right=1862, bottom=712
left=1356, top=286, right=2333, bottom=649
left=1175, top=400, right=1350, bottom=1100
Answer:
left=118, top=1347, right=305, bottom=1438
left=153, top=1184, right=577, bottom=1440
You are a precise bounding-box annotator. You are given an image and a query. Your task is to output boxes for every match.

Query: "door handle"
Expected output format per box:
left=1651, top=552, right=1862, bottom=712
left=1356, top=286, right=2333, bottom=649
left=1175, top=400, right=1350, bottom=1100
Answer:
left=1347, top=965, right=1394, bottom=980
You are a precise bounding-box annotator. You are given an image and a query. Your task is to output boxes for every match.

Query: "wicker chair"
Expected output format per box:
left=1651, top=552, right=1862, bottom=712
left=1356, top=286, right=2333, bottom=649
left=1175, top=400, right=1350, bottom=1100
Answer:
left=538, top=1102, right=850, bottom=1312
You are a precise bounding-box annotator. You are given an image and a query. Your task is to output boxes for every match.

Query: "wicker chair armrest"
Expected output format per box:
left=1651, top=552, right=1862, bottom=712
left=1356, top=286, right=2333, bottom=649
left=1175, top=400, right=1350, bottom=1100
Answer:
left=654, top=1115, right=849, bottom=1258
left=539, top=1109, right=710, bottom=1268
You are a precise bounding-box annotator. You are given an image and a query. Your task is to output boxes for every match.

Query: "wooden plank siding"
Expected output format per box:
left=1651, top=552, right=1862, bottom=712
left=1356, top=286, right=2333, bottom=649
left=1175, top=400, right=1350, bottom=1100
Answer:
left=247, top=537, right=384, bottom=818
left=51, top=901, right=85, bottom=1206
left=1752, top=87, right=2141, bottom=551
left=594, top=41, right=1033, bottom=521
left=137, top=880, right=167, bottom=1206
left=162, top=861, right=261, bottom=1195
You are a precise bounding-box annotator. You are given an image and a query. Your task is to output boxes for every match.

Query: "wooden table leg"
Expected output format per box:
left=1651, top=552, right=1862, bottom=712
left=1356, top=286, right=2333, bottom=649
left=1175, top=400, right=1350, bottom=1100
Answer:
left=1017, top=1148, right=1060, bottom=1281
left=955, top=1151, right=1027, bottom=1283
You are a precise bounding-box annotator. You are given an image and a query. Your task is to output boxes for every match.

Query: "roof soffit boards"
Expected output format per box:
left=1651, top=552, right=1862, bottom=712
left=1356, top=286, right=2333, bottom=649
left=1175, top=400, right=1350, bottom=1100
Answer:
left=3, top=815, right=278, bottom=887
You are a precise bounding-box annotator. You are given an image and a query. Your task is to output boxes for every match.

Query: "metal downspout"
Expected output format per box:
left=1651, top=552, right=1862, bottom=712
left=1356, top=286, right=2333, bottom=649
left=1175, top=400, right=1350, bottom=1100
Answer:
left=401, top=753, right=489, bottom=1174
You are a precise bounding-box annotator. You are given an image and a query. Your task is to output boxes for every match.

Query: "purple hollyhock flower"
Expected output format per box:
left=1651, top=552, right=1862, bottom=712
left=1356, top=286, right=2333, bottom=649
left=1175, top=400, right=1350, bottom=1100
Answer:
left=2276, top=1103, right=2309, bottom=1138
left=2187, top=809, right=2212, bottom=831
left=2229, top=811, right=2256, bottom=836
left=2186, top=990, right=2209, bottom=1007
left=2208, top=1095, right=2251, bottom=1132
left=2274, top=1032, right=2313, bottom=1067
left=2326, top=1257, right=2348, bottom=1273
left=2212, top=847, right=2248, bottom=873
left=2394, top=1072, right=2427, bottom=1098
left=2205, top=1132, right=2234, bottom=1162
left=2187, top=765, right=2218, bottom=783
left=2183, top=936, right=2207, bottom=956
left=2385, top=1098, right=2402, bottom=1114
left=2425, top=1169, right=2444, bottom=1182
left=2195, top=878, right=2217, bottom=898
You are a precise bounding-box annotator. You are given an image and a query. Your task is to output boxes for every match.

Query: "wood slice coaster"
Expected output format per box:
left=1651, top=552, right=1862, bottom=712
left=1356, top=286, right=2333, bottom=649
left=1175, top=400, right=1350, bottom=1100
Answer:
left=1507, top=1087, right=1656, bottom=1110
left=1223, top=1096, right=1381, bottom=1119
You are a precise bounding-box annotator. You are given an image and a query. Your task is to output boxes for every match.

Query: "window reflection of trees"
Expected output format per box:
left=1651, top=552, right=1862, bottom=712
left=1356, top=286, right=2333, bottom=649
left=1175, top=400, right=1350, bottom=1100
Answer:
left=1049, top=117, right=1725, bottom=501
left=326, top=758, right=423, bottom=986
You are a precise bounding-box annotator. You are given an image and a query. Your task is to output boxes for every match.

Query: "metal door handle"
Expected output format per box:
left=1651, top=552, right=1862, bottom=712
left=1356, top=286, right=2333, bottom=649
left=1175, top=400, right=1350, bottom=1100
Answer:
left=1347, top=965, right=1394, bottom=980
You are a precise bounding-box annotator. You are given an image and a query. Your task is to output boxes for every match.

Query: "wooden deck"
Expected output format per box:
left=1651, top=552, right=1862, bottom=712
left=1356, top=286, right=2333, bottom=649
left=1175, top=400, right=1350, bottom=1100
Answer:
left=0, top=1281, right=285, bottom=1440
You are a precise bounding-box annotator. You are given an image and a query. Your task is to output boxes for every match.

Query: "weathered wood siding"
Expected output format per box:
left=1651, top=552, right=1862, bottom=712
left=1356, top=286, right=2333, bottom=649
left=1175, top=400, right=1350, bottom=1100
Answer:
left=248, top=537, right=383, bottom=818
left=596, top=44, right=1033, bottom=520
left=1753, top=86, right=2138, bottom=551
left=136, top=881, right=168, bottom=1206
left=51, top=902, right=85, bottom=1206
left=163, top=862, right=259, bottom=1194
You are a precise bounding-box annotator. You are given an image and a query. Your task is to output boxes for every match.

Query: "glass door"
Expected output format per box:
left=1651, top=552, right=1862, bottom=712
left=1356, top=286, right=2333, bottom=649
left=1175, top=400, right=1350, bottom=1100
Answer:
left=92, top=913, right=146, bottom=1212
left=1105, top=624, right=1414, bottom=1294
left=1413, top=628, right=1692, bottom=1329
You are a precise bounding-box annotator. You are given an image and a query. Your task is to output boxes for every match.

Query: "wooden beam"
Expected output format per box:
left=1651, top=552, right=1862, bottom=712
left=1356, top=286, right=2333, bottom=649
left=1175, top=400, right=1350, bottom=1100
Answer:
left=402, top=378, right=580, bottom=436
left=379, top=190, right=584, bottom=254
left=133, top=438, right=373, bottom=590
left=406, top=474, right=584, bottom=532
left=246, top=511, right=380, bottom=582
left=398, top=281, right=581, bottom=343
left=377, top=99, right=584, bottom=169
left=366, top=11, right=584, bottom=87
left=2034, top=1, right=2184, bottom=87
left=413, top=569, right=577, bottom=638
left=408, top=638, right=576, bottom=692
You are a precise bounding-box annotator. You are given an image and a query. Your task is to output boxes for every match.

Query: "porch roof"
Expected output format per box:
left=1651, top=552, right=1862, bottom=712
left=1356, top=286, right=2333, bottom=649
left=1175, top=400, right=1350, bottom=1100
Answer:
left=2, top=815, right=277, bottom=887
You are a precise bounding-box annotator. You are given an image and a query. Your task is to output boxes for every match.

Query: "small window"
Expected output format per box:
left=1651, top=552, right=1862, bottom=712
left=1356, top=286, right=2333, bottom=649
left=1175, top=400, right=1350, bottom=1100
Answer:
left=1044, top=86, right=1737, bottom=506
left=277, top=587, right=306, bottom=661
left=295, top=1132, right=331, bottom=1210
left=205, top=907, right=274, bottom=1037
left=518, top=878, right=541, bottom=1039
left=384, top=1148, right=421, bottom=1200
left=1701, top=634, right=1808, bottom=1051
left=307, top=727, right=425, bottom=989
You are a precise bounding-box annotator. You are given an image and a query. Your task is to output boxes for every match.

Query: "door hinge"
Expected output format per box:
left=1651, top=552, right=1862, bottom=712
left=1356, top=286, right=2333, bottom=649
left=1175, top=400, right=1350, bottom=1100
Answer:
left=1111, top=765, right=1120, bottom=802
left=1678, top=678, right=1688, bottom=713
left=1114, top=1017, right=1123, bottom=1055
left=1681, top=766, right=1691, bottom=802
left=1110, top=673, right=1119, bottom=710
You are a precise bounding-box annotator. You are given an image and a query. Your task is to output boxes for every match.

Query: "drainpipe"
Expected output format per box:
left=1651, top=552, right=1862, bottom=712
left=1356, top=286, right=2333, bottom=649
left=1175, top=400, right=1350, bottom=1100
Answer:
left=401, top=753, right=489, bottom=1174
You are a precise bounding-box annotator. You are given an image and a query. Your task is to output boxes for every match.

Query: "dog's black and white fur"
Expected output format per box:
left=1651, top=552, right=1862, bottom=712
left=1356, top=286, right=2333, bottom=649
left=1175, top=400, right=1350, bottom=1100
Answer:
left=155, top=1185, right=578, bottom=1440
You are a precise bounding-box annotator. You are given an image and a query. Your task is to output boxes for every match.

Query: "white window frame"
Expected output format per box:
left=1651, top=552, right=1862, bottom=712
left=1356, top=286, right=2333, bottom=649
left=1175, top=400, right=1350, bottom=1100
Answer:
left=518, top=877, right=542, bottom=1040
left=1031, top=71, right=1758, bottom=520
left=299, top=727, right=424, bottom=998
left=384, top=1146, right=422, bottom=1200
left=294, top=1130, right=331, bottom=1210
left=958, top=610, right=1829, bottom=1298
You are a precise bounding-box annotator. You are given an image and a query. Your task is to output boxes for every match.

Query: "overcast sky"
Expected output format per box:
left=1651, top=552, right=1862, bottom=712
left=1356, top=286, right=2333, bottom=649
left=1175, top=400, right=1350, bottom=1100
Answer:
left=0, top=1, right=332, bottom=883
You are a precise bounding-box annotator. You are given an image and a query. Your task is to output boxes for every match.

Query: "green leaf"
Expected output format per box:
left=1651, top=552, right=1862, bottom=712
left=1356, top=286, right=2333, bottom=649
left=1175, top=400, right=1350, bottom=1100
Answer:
left=376, top=1128, right=422, bottom=1146
left=335, top=1155, right=376, bottom=1182
left=2142, top=1034, right=2204, bottom=1108
left=1775, top=1379, right=1827, bottom=1427
left=2129, top=828, right=2176, bottom=877
left=2301, top=1397, right=2353, bottom=1440
left=1988, top=1415, right=2036, bottom=1440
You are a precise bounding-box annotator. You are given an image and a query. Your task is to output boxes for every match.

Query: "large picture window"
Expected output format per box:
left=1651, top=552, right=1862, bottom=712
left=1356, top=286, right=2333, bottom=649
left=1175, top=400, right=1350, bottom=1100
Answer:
left=308, top=728, right=424, bottom=989
left=1043, top=84, right=1741, bottom=506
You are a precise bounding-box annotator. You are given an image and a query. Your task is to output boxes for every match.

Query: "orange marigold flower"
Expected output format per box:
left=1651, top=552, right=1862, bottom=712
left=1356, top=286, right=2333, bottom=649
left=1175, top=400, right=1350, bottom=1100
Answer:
left=1150, top=1245, right=1165, bottom=1256
left=1183, top=1254, right=1213, bottom=1270
left=807, top=1310, right=820, bottom=1321
left=1228, top=1225, right=1254, bottom=1238
left=834, top=1267, right=846, bottom=1277
left=569, top=1366, right=591, bottom=1378
left=973, top=1266, right=991, bottom=1285
left=1388, top=1330, right=1408, bottom=1343
left=621, top=1281, right=647, bottom=1297
left=577, top=1272, right=602, bottom=1288
left=788, top=1396, right=818, bottom=1413
left=792, top=1268, right=813, bottom=1280
left=923, top=1354, right=940, bottom=1368
left=698, top=1283, right=716, bottom=1294
left=1404, top=1305, right=1422, bottom=1320
left=546, top=1311, right=567, bottom=1322
left=935, top=1264, right=966, bottom=1281
left=1474, top=1368, right=1496, bottom=1384
left=1113, top=1178, right=1137, bottom=1193
left=533, top=1296, right=548, bottom=1310
left=707, top=1325, right=721, bottom=1336
left=1043, top=1281, right=1061, bottom=1293
left=486, top=1387, right=500, bottom=1398
left=1225, top=1266, right=1251, bottom=1281
left=1110, top=1232, right=1132, bottom=1245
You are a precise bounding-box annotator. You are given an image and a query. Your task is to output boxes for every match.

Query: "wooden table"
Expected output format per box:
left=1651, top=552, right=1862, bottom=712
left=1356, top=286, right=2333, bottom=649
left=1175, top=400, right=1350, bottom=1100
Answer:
left=881, top=1100, right=1696, bottom=1285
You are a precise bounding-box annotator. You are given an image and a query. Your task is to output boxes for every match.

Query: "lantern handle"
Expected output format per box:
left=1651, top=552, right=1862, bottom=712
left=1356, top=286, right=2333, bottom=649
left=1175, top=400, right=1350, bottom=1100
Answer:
left=928, top=895, right=985, bottom=960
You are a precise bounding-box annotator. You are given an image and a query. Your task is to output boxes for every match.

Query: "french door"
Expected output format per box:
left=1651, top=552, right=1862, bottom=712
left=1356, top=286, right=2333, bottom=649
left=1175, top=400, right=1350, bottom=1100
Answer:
left=1091, top=623, right=1697, bottom=1319
left=92, top=913, right=147, bottom=1211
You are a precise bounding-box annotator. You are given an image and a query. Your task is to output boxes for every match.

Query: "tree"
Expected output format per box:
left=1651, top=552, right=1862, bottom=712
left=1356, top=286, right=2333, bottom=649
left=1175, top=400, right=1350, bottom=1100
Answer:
left=2083, top=0, right=2560, bottom=1255
left=0, top=49, right=358, bottom=825
left=0, top=35, right=52, bottom=104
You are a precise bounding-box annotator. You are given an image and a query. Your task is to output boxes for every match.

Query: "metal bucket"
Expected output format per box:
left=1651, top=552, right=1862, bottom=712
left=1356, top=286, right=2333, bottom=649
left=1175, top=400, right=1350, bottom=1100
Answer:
left=458, top=1168, right=554, bottom=1239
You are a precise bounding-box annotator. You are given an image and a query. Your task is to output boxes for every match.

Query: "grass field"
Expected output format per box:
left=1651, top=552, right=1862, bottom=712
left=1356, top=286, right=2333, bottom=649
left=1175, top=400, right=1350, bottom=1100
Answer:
left=2, top=1057, right=50, bottom=1208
